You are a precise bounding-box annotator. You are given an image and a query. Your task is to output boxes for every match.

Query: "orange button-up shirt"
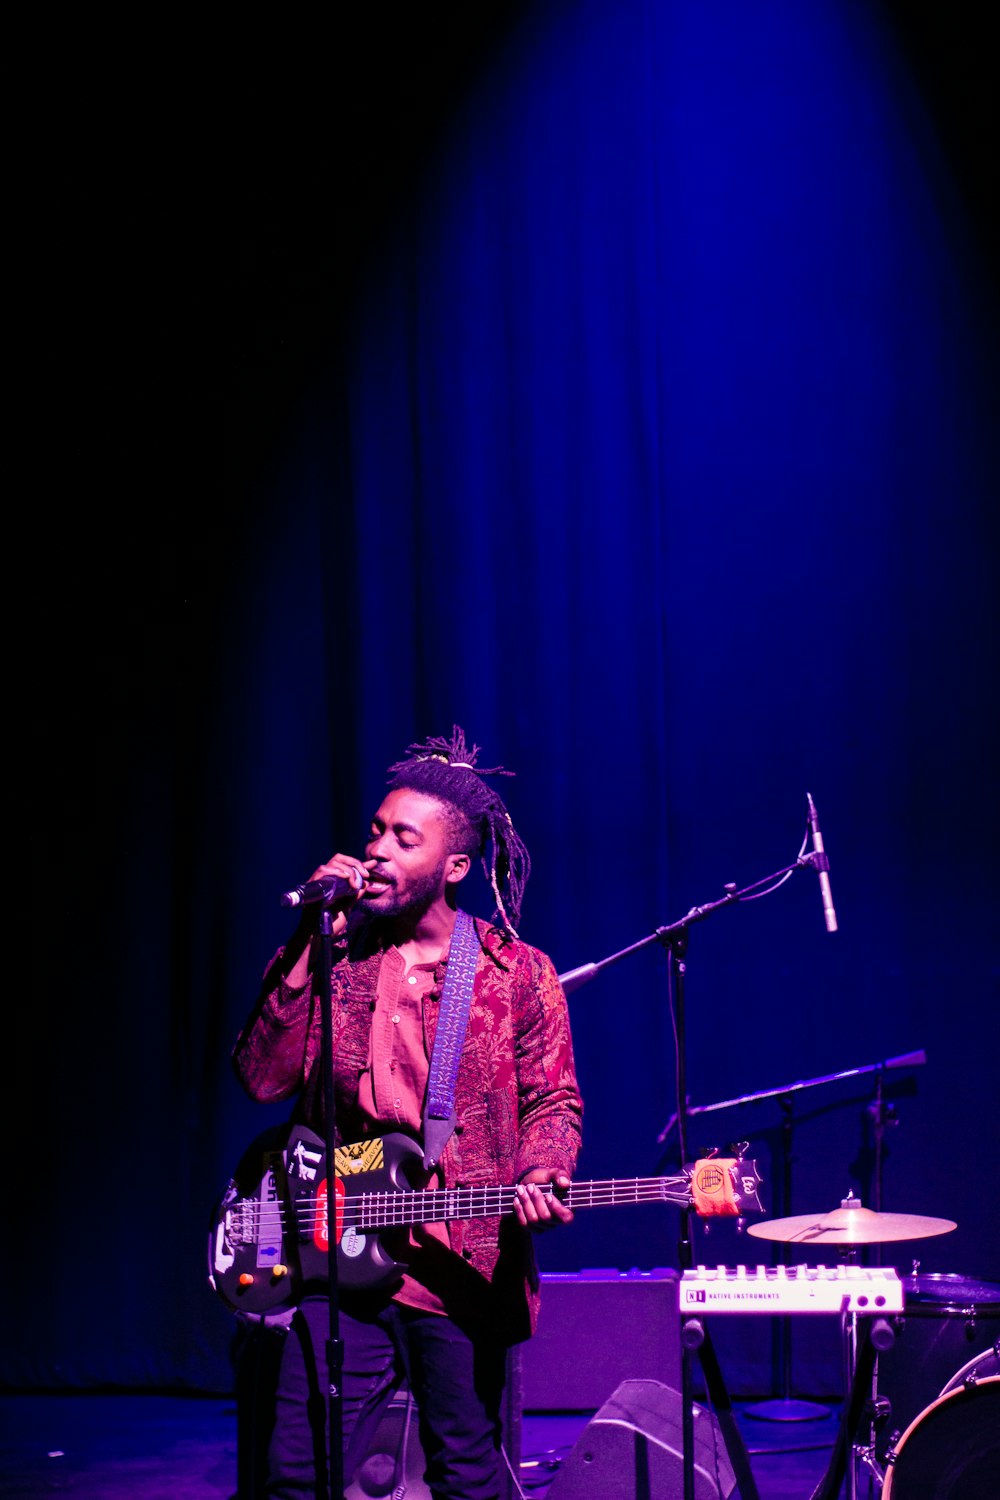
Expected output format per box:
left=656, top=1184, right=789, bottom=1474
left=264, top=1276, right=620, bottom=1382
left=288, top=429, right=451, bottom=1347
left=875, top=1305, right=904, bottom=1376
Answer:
left=357, top=946, right=450, bottom=1313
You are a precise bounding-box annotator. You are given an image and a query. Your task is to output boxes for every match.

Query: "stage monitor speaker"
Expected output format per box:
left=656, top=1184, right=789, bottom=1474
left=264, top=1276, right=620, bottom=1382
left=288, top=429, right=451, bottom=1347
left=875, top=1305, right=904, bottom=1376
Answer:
left=346, top=1387, right=430, bottom=1500
left=346, top=1350, right=521, bottom=1500
left=545, top=1379, right=737, bottom=1500
left=521, top=1268, right=680, bottom=1411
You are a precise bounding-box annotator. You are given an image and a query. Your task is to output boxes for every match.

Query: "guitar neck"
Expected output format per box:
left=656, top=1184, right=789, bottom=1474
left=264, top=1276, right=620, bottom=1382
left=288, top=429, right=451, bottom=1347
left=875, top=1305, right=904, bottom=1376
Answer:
left=353, top=1174, right=691, bottom=1231
left=564, top=1176, right=691, bottom=1212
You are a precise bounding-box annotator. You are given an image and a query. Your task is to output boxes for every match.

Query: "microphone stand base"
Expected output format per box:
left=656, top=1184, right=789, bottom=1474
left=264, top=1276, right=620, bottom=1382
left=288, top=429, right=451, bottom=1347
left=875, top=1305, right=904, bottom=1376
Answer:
left=743, top=1397, right=832, bottom=1422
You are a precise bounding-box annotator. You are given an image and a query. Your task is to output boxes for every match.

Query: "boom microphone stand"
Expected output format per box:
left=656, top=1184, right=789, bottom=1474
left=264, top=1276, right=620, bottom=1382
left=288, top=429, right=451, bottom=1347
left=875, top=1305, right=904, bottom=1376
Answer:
left=746, top=1094, right=825, bottom=1421
left=558, top=800, right=837, bottom=1500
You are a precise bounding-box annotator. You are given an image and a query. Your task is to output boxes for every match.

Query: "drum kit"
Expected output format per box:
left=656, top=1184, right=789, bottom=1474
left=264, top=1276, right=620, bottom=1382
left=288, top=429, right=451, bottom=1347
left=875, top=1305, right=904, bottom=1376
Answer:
left=747, top=1195, right=1000, bottom=1498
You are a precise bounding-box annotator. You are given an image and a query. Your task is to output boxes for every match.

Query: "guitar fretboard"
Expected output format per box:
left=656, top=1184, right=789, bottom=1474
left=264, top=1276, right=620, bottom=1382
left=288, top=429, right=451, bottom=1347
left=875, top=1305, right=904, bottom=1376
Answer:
left=347, top=1174, right=692, bottom=1230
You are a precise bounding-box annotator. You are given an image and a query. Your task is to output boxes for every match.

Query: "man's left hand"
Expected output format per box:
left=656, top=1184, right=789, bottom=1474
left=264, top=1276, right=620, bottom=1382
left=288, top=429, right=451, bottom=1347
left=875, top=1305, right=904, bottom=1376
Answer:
left=513, top=1169, right=574, bottom=1231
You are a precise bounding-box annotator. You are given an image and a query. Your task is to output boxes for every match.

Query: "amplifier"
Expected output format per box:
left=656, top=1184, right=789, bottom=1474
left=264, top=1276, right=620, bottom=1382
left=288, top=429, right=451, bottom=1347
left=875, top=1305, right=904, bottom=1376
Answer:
left=520, top=1268, right=680, bottom=1411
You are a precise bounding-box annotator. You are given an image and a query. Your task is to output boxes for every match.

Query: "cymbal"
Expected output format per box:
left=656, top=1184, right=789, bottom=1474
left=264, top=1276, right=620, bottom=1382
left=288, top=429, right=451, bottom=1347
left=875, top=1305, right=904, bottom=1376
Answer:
left=748, top=1202, right=957, bottom=1245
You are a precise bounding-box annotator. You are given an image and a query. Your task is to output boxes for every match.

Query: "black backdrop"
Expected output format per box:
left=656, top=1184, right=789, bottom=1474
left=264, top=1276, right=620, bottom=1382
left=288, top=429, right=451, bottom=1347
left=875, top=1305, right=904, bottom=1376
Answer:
left=11, top=1, right=998, bottom=1397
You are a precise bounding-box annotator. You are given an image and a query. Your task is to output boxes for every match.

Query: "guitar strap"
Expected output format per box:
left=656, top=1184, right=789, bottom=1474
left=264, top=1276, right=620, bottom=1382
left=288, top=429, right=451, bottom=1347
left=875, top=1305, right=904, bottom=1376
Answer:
left=421, top=909, right=480, bottom=1170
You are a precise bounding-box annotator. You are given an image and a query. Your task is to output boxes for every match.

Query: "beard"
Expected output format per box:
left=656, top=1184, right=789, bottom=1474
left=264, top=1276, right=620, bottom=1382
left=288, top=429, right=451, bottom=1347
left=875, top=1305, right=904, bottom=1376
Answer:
left=361, top=858, right=448, bottom=922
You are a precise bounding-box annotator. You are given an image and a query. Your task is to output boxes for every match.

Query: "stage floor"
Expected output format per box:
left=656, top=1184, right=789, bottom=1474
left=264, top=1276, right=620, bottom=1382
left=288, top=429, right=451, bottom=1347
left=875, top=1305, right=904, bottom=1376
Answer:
left=0, top=1391, right=841, bottom=1498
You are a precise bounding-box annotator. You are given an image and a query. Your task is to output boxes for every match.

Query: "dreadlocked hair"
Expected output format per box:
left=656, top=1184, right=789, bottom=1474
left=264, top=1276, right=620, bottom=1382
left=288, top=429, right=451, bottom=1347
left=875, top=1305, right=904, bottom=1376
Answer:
left=386, top=726, right=531, bottom=938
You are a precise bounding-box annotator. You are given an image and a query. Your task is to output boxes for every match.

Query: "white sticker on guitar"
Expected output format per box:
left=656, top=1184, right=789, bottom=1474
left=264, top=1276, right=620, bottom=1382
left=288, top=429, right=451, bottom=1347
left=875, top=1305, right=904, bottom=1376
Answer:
left=340, top=1228, right=367, bottom=1260
left=289, top=1139, right=323, bottom=1182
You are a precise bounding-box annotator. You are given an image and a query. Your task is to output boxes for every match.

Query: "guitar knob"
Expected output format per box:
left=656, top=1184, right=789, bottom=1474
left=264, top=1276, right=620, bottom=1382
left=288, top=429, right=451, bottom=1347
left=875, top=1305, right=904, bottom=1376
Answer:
left=238, top=1273, right=255, bottom=1287
left=271, top=1265, right=288, bottom=1279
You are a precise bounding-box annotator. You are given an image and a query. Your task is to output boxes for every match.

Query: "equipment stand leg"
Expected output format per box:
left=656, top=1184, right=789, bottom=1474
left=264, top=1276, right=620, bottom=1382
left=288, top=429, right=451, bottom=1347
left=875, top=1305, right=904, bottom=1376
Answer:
left=682, top=1317, right=761, bottom=1500
left=808, top=1316, right=882, bottom=1500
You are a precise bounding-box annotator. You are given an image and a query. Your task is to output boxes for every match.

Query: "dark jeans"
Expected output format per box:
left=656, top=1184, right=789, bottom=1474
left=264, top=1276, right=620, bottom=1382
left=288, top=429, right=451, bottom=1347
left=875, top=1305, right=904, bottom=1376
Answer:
left=262, top=1295, right=509, bottom=1500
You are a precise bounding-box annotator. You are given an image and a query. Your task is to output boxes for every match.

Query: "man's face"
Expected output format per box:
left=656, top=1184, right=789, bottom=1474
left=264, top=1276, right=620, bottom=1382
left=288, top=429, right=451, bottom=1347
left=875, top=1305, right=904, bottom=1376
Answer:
left=361, top=788, right=460, bottom=920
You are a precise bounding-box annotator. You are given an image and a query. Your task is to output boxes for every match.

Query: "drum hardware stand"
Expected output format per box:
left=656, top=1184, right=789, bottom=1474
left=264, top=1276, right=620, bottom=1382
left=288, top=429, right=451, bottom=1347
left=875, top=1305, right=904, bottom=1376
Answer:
left=657, top=1050, right=926, bottom=1427
left=808, top=1260, right=895, bottom=1500
left=854, top=1058, right=922, bottom=1262
left=840, top=1243, right=898, bottom=1500
left=842, top=1290, right=895, bottom=1500
left=858, top=1393, right=892, bottom=1489
left=869, top=1070, right=893, bottom=1217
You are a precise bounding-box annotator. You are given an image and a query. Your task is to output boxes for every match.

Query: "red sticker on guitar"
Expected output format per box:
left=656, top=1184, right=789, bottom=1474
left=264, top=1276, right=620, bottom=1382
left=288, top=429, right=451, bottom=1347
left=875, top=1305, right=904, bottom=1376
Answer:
left=313, top=1179, right=345, bottom=1250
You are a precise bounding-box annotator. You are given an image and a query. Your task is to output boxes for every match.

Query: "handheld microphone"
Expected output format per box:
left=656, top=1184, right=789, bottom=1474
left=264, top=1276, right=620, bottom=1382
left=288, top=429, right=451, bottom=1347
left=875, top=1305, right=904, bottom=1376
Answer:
left=279, top=874, right=361, bottom=908
left=806, top=793, right=838, bottom=933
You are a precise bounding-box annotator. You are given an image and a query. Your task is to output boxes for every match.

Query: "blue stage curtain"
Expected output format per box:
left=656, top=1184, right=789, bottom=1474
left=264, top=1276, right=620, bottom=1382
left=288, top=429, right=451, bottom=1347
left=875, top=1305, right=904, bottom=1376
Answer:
left=16, top=0, right=997, bottom=1393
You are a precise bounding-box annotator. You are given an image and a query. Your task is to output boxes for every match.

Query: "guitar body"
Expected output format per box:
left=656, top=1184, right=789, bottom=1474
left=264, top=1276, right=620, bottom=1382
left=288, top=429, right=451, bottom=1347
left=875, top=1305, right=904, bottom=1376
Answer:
left=208, top=1124, right=428, bottom=1318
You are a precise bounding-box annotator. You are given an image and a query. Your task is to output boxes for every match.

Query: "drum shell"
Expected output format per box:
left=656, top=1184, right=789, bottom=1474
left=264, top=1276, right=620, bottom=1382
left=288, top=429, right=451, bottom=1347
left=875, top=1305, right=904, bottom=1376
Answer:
left=881, top=1377, right=1000, bottom=1499
left=875, top=1273, right=1000, bottom=1454
left=941, top=1343, right=999, bottom=1393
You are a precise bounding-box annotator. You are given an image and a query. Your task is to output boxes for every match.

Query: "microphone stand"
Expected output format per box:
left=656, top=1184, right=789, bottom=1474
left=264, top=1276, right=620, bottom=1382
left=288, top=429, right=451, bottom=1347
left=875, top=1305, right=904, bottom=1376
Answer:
left=559, top=839, right=827, bottom=1500
left=558, top=849, right=827, bottom=999
left=315, top=908, right=344, bottom=1500
left=744, top=1095, right=827, bottom=1420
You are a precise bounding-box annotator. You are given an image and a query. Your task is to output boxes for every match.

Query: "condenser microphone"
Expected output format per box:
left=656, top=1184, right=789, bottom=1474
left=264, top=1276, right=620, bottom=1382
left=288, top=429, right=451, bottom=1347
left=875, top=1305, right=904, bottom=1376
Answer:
left=806, top=793, right=838, bottom=933
left=279, top=874, right=361, bottom=908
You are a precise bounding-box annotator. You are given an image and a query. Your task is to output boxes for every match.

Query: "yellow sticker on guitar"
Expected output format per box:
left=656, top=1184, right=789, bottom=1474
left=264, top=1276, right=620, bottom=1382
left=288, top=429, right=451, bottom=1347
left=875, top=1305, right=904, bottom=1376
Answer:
left=335, top=1138, right=386, bottom=1175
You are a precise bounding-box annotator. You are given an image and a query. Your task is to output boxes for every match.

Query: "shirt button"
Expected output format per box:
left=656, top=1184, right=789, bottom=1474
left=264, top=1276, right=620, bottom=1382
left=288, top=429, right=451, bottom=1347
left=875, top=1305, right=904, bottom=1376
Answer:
left=407, top=975, right=418, bottom=985
left=391, top=1014, right=401, bottom=1024
left=394, top=1099, right=402, bottom=1109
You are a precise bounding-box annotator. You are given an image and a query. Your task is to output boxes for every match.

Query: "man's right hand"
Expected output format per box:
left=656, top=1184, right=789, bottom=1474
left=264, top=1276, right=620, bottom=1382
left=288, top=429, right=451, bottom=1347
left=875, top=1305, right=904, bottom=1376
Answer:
left=281, top=855, right=370, bottom=982
left=304, top=854, right=371, bottom=938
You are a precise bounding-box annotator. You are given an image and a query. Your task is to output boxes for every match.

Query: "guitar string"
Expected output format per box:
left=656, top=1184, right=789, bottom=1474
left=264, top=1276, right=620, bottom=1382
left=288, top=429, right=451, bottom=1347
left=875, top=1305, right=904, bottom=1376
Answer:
left=332, top=1182, right=692, bottom=1227
left=241, top=1181, right=691, bottom=1217
left=234, top=1174, right=755, bottom=1237
left=246, top=1177, right=691, bottom=1216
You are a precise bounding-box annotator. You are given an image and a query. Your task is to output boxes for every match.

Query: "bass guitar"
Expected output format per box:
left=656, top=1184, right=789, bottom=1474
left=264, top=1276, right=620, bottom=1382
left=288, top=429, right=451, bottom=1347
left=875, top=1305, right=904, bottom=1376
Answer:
left=208, top=1124, right=764, bottom=1318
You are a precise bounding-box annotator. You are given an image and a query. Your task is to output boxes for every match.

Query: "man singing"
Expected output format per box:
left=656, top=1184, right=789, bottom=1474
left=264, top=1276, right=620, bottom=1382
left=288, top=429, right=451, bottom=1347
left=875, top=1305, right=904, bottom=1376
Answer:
left=232, top=727, right=584, bottom=1499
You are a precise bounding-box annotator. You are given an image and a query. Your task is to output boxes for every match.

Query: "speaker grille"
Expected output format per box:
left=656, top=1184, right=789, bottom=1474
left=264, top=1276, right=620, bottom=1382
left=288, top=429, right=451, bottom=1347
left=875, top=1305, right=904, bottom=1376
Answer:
left=345, top=1391, right=430, bottom=1500
left=546, top=1379, right=737, bottom=1500
left=521, top=1269, right=680, bottom=1411
left=345, top=1356, right=521, bottom=1500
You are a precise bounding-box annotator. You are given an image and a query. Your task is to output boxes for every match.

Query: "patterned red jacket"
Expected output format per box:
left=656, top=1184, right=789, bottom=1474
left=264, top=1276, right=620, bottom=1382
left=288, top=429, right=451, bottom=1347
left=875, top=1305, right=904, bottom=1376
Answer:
left=232, top=913, right=583, bottom=1342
